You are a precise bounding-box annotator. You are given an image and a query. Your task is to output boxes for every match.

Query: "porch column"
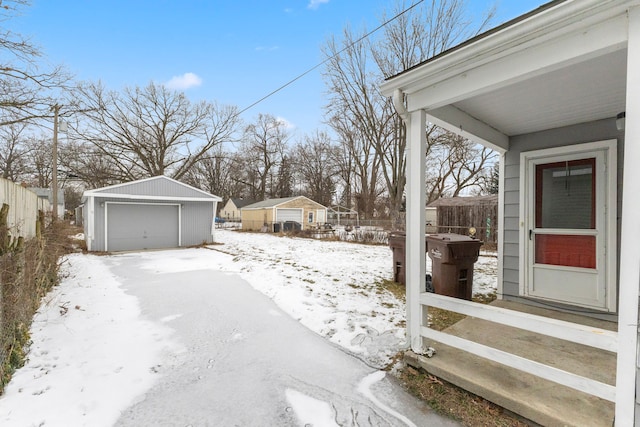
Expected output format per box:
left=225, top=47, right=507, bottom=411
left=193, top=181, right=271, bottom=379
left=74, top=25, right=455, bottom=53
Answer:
left=497, top=151, right=506, bottom=300
left=406, top=109, right=426, bottom=353
left=615, top=6, right=640, bottom=426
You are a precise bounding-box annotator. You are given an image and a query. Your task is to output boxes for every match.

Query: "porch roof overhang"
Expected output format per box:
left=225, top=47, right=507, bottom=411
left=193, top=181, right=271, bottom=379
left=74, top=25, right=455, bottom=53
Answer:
left=380, top=0, right=636, bottom=153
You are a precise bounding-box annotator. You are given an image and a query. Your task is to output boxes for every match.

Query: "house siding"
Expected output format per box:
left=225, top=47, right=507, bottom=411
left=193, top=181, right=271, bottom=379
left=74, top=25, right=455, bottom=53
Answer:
left=241, top=208, right=272, bottom=231
left=502, top=118, right=622, bottom=319
left=220, top=200, right=240, bottom=221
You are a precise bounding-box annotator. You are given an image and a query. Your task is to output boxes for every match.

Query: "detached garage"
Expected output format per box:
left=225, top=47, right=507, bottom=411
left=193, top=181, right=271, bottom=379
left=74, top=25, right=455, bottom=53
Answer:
left=241, top=196, right=327, bottom=232
left=82, top=175, right=222, bottom=252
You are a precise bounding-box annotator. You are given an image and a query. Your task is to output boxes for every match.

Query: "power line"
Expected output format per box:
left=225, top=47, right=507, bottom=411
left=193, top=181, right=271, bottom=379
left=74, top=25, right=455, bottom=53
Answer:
left=237, top=0, right=425, bottom=117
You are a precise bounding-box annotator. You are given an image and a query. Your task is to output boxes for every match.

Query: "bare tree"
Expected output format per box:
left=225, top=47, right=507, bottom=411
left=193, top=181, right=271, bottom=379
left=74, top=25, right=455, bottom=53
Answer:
left=24, top=135, right=52, bottom=187
left=237, top=113, right=290, bottom=201
left=328, top=112, right=384, bottom=219
left=71, top=81, right=239, bottom=182
left=293, top=130, right=337, bottom=206
left=323, top=0, right=495, bottom=225
left=425, top=132, right=496, bottom=202
left=58, top=139, right=120, bottom=189
left=0, top=1, right=71, bottom=127
left=181, top=146, right=247, bottom=202
left=0, top=121, right=30, bottom=181
left=323, top=30, right=387, bottom=219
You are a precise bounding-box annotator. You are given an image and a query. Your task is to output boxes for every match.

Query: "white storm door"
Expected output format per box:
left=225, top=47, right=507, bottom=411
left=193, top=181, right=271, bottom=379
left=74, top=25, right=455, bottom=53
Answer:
left=522, top=141, right=616, bottom=311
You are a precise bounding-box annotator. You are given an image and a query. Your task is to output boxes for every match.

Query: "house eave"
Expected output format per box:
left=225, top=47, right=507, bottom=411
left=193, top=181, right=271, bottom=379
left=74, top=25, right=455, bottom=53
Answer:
left=381, top=0, right=632, bottom=99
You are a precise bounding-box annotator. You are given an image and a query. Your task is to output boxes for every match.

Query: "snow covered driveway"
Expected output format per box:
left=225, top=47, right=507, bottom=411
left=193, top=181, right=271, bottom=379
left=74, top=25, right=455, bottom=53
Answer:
left=0, top=249, right=459, bottom=426
left=211, top=230, right=497, bottom=368
left=212, top=230, right=409, bottom=368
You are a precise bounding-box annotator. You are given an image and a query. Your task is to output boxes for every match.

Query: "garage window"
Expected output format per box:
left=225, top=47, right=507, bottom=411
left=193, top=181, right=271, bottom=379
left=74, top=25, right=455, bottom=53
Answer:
left=308, top=212, right=314, bottom=223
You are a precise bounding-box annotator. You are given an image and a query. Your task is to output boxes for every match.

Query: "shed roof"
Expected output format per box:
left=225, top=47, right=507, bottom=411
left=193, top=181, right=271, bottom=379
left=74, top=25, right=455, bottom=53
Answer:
left=83, top=175, right=222, bottom=202
left=427, top=195, right=497, bottom=208
left=230, top=198, right=256, bottom=209
left=243, top=196, right=325, bottom=210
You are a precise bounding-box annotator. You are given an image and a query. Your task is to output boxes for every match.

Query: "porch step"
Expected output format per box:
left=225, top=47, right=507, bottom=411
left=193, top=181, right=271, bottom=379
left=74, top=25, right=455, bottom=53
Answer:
left=406, top=302, right=616, bottom=427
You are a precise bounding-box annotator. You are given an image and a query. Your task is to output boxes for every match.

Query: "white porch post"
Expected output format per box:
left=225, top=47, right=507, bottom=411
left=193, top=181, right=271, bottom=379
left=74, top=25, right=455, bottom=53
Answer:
left=497, top=151, right=506, bottom=301
left=406, top=109, right=426, bottom=353
left=615, top=6, right=640, bottom=426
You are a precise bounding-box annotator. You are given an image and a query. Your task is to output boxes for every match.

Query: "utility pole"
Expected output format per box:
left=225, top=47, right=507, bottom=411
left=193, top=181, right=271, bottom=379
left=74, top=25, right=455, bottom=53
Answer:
left=52, top=104, right=59, bottom=221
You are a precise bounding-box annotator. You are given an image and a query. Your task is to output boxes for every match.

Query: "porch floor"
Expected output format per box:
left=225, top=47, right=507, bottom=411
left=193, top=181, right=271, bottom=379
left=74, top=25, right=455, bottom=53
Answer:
left=405, top=300, right=617, bottom=427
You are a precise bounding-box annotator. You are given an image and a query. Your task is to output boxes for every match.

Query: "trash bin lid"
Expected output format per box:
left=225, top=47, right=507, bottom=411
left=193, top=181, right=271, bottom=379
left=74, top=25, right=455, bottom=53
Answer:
left=426, top=233, right=482, bottom=244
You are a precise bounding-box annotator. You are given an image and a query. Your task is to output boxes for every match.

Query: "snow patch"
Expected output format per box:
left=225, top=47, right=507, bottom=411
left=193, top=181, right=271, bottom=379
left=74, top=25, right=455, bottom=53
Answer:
left=285, top=388, right=338, bottom=427
left=357, top=371, right=418, bottom=427
left=0, top=254, right=181, bottom=427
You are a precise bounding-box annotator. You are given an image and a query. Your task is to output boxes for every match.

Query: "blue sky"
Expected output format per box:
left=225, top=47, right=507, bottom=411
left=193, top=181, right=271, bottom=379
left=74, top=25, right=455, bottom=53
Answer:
left=12, top=0, right=545, bottom=138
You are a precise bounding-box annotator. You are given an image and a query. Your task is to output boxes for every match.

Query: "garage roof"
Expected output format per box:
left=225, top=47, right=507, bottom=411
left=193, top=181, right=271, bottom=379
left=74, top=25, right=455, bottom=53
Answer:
left=83, top=175, right=222, bottom=202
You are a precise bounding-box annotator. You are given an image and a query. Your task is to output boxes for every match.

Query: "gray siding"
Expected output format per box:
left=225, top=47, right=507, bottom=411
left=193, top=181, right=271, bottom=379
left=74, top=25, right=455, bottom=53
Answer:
left=181, top=200, right=216, bottom=246
left=87, top=197, right=215, bottom=251
left=95, top=176, right=214, bottom=199
left=503, top=118, right=622, bottom=318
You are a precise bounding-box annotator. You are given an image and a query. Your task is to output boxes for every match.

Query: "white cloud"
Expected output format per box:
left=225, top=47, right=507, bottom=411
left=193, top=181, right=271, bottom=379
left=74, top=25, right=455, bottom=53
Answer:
left=307, top=0, right=329, bottom=10
left=164, top=72, right=203, bottom=90
left=276, top=116, right=295, bottom=130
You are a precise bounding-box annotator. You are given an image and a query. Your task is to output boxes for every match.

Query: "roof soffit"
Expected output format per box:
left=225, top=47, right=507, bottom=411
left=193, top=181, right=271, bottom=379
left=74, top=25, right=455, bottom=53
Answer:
left=381, top=0, right=632, bottom=100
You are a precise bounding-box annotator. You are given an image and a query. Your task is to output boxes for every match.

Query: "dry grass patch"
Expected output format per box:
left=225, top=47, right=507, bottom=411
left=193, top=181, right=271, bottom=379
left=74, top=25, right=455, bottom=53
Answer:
left=399, top=366, right=530, bottom=427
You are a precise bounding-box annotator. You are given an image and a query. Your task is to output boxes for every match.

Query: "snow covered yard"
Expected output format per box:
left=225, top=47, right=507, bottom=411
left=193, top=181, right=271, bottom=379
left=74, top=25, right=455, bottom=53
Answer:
left=0, top=228, right=496, bottom=426
left=209, top=229, right=497, bottom=367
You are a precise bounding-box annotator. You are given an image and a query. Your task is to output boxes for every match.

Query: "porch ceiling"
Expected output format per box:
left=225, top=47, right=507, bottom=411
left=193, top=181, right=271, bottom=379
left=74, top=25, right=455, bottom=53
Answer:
left=448, top=49, right=627, bottom=137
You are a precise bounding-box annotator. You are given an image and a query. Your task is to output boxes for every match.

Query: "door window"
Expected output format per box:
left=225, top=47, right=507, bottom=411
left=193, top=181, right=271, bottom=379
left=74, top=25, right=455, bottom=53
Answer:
left=534, top=158, right=596, bottom=269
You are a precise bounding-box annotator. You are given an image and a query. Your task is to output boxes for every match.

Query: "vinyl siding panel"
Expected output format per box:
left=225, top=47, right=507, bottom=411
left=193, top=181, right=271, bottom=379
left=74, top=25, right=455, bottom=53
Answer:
left=181, top=200, right=215, bottom=246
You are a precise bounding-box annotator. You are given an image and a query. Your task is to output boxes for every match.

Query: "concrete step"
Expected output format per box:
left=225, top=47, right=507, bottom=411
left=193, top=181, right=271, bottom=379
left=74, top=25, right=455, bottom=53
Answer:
left=405, top=302, right=616, bottom=427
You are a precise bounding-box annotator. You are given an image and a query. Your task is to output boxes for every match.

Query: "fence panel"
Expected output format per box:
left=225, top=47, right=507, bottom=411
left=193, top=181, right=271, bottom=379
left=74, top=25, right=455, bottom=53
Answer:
left=0, top=178, right=49, bottom=239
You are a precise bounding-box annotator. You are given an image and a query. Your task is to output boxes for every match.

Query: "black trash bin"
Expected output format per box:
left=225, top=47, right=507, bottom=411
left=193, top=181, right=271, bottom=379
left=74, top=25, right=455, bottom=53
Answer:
left=388, top=232, right=430, bottom=286
left=283, top=221, right=301, bottom=232
left=426, top=233, right=483, bottom=300
left=388, top=232, right=406, bottom=284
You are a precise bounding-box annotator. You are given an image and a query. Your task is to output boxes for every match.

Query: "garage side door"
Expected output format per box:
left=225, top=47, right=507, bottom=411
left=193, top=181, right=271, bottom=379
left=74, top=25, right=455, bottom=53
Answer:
left=107, top=204, right=179, bottom=251
left=275, top=208, right=302, bottom=223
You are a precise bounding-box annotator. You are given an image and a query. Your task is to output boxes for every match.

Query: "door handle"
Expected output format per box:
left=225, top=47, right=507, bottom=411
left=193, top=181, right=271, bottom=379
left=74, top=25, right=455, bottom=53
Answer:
left=529, top=229, right=532, bottom=241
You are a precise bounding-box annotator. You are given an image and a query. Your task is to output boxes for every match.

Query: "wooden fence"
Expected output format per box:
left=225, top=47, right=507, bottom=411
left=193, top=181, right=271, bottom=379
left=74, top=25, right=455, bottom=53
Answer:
left=0, top=178, right=49, bottom=239
left=434, top=202, right=498, bottom=243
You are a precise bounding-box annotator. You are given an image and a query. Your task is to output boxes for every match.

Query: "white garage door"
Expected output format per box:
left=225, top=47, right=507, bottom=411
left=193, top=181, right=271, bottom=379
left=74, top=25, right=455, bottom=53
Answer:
left=107, top=204, right=179, bottom=251
left=276, top=208, right=302, bottom=223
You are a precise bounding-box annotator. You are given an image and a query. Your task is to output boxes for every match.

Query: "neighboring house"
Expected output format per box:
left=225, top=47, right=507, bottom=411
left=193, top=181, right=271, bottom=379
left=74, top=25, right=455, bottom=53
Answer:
left=82, top=175, right=222, bottom=252
left=219, top=198, right=255, bottom=221
left=241, top=196, right=327, bottom=232
left=381, top=0, right=639, bottom=425
left=427, top=195, right=497, bottom=242
left=29, top=188, right=65, bottom=219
